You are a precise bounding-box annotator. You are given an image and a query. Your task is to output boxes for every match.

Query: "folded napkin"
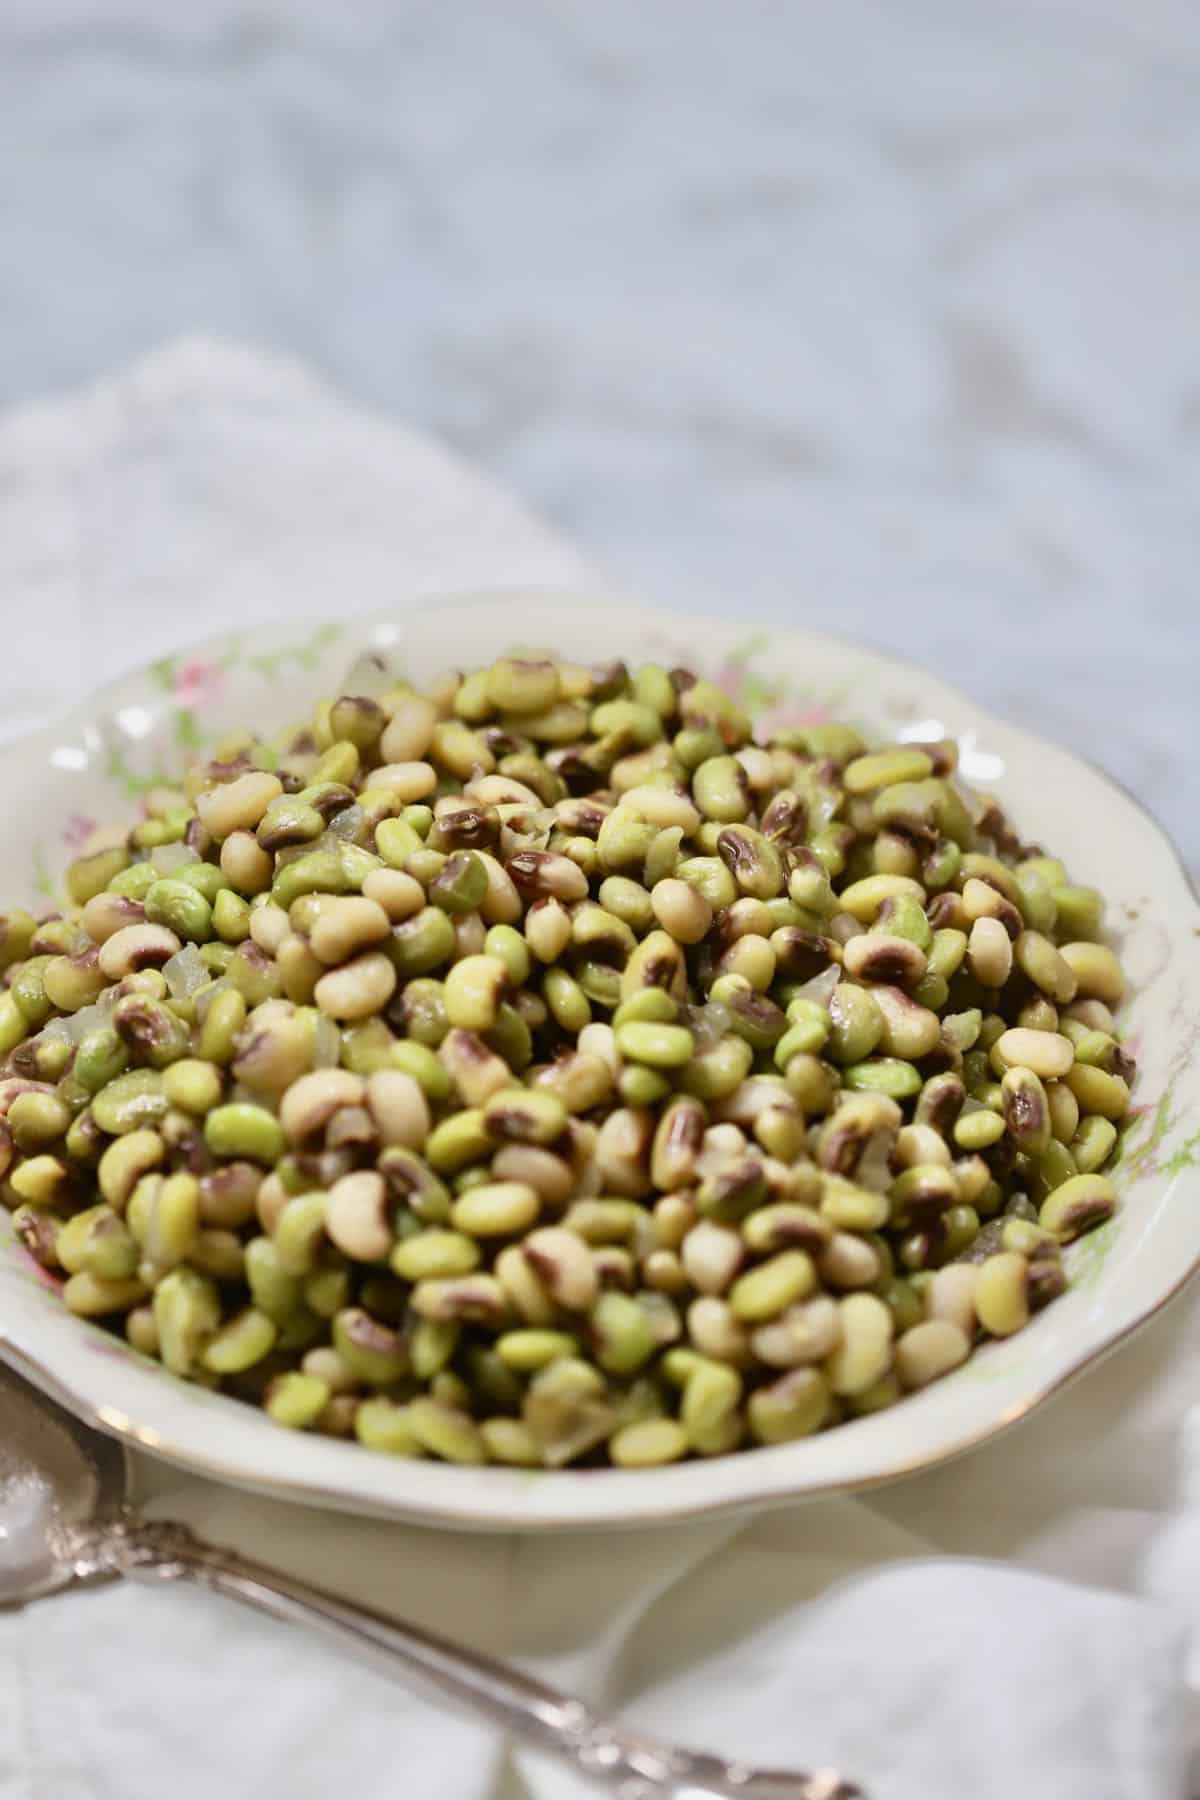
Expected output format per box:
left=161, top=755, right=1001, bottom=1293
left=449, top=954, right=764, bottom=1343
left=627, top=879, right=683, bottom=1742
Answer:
left=0, top=339, right=1195, bottom=1800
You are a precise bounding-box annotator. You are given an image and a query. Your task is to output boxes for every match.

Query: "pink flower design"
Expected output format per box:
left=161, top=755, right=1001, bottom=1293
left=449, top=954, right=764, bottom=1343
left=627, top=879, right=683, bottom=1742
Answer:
left=62, top=811, right=98, bottom=850
left=754, top=700, right=832, bottom=740
left=711, top=657, right=745, bottom=700
left=173, top=658, right=223, bottom=710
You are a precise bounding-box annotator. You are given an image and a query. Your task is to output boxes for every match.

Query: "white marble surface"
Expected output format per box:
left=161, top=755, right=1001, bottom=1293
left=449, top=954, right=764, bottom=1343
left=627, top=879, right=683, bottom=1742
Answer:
left=0, top=0, right=1195, bottom=865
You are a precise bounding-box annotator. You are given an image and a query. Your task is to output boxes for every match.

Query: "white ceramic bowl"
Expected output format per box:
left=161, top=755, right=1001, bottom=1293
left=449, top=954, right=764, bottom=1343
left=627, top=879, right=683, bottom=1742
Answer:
left=2, top=593, right=1197, bottom=1532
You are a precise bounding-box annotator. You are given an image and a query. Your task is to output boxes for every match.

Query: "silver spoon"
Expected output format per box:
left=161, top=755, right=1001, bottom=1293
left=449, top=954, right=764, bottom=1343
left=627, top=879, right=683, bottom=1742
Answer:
left=0, top=1359, right=863, bottom=1800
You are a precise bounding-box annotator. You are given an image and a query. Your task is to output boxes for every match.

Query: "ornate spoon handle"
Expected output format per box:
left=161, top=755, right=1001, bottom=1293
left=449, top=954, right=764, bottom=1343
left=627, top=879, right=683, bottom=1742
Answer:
left=68, top=1514, right=864, bottom=1799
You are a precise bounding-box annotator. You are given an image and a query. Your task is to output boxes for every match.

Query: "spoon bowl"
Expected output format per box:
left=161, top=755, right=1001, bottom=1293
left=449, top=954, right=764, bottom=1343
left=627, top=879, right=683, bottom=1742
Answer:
left=0, top=1362, right=126, bottom=1605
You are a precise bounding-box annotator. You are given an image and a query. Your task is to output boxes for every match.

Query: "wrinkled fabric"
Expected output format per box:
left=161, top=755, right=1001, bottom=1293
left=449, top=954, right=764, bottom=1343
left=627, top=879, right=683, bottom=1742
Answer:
left=0, top=341, right=1194, bottom=1800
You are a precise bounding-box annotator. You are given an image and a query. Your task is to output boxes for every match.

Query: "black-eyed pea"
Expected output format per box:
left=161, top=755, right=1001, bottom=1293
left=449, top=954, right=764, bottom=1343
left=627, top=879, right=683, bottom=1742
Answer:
left=650, top=876, right=712, bottom=945
left=825, top=1292, right=893, bottom=1396
left=98, top=923, right=182, bottom=981
left=517, top=1225, right=595, bottom=1311
left=819, top=1231, right=882, bottom=1290
left=380, top=694, right=438, bottom=763
left=750, top=1293, right=841, bottom=1369
left=64, top=1270, right=150, bottom=1319
left=837, top=873, right=926, bottom=925
left=82, top=892, right=146, bottom=944
left=220, top=830, right=274, bottom=895
left=820, top=1175, right=889, bottom=1233
left=1063, top=996, right=1117, bottom=1034
left=450, top=1180, right=540, bottom=1237
left=361, top=867, right=425, bottom=922
left=1071, top=1114, right=1118, bottom=1174
left=1064, top=1063, right=1130, bottom=1121
left=825, top=984, right=884, bottom=1065
left=974, top=1251, right=1031, bottom=1337
left=845, top=1373, right=903, bottom=1415
left=1000, top=1066, right=1051, bottom=1154
left=487, top=1145, right=571, bottom=1209
left=1046, top=1081, right=1080, bottom=1144
left=991, top=1028, right=1075, bottom=1081
left=307, top=895, right=391, bottom=965
left=870, top=985, right=941, bottom=1059
left=681, top=1221, right=744, bottom=1295
left=894, top=1319, right=970, bottom=1389
left=747, top=1367, right=830, bottom=1443
left=406, top=1397, right=487, bottom=1465
left=196, top=770, right=283, bottom=840
left=324, top=1170, right=392, bottom=1263
left=523, top=897, right=573, bottom=963
left=1038, top=1173, right=1117, bottom=1243
left=680, top=1358, right=742, bottom=1450
left=279, top=1069, right=366, bottom=1145
left=152, top=1267, right=221, bottom=1376
left=364, top=1069, right=431, bottom=1149
left=842, top=932, right=928, bottom=988
left=313, top=951, right=396, bottom=1022
left=925, top=1263, right=978, bottom=1338
left=533, top=1049, right=614, bottom=1114
left=951, top=1155, right=992, bottom=1207
left=608, top=1418, right=688, bottom=1467
left=967, top=916, right=1012, bottom=987
left=687, top=1295, right=750, bottom=1364
left=893, top=1123, right=952, bottom=1169
left=1059, top=941, right=1123, bottom=1005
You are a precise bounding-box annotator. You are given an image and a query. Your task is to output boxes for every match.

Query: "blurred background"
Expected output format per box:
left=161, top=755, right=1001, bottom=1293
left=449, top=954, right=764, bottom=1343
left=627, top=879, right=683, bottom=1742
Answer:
left=0, top=0, right=1195, bottom=864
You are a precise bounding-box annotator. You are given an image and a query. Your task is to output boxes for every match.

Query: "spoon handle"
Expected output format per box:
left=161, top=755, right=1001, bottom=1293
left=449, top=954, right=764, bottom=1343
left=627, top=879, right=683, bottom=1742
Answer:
left=107, top=1518, right=861, bottom=1799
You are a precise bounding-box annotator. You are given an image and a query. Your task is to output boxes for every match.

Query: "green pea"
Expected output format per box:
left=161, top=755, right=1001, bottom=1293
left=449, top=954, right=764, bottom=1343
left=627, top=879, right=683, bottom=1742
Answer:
left=484, top=924, right=531, bottom=987
left=681, top=1035, right=754, bottom=1100
left=205, top=1102, right=286, bottom=1164
left=389, top=1038, right=452, bottom=1101
left=426, top=850, right=487, bottom=914
left=543, top=966, right=592, bottom=1033
left=825, top=985, right=884, bottom=1064
left=354, top=1398, right=422, bottom=1456
left=0, top=907, right=38, bottom=970
left=1050, top=884, right=1104, bottom=940
left=266, top=1371, right=330, bottom=1430
left=389, top=907, right=457, bottom=977
left=590, top=1292, right=658, bottom=1375
left=596, top=875, right=655, bottom=933
left=211, top=888, right=251, bottom=942
left=615, top=1020, right=694, bottom=1068
left=425, top=1109, right=492, bottom=1174
left=271, top=849, right=350, bottom=910
left=153, top=1267, right=221, bottom=1376
left=613, top=988, right=679, bottom=1027
left=66, top=845, right=130, bottom=906
left=244, top=1236, right=304, bottom=1324
left=145, top=878, right=213, bottom=942
left=108, top=863, right=159, bottom=901
left=10, top=957, right=53, bottom=1026
left=178, top=863, right=226, bottom=904
left=56, top=1205, right=139, bottom=1281
left=92, top=1069, right=168, bottom=1135
left=202, top=1307, right=278, bottom=1375
left=375, top=817, right=423, bottom=870
left=619, top=1065, right=674, bottom=1106
left=841, top=1058, right=923, bottom=1098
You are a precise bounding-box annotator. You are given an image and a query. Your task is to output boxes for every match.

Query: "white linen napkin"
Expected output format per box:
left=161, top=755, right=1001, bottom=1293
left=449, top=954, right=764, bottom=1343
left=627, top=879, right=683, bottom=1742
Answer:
left=0, top=338, right=1194, bottom=1800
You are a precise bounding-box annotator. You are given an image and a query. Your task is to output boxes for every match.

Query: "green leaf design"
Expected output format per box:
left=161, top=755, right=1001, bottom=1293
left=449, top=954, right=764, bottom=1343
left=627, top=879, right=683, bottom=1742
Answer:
left=173, top=708, right=203, bottom=751
left=30, top=841, right=56, bottom=905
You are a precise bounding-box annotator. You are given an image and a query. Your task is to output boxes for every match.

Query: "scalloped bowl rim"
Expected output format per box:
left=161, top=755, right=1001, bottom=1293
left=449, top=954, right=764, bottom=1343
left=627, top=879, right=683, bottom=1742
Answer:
left=1, top=590, right=1196, bottom=1532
